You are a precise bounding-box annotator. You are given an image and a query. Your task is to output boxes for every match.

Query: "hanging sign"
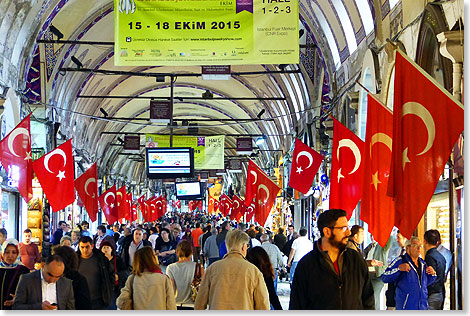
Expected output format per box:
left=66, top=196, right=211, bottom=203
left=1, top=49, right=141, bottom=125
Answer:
left=114, top=0, right=299, bottom=66
left=145, top=134, right=224, bottom=169
left=150, top=100, right=172, bottom=123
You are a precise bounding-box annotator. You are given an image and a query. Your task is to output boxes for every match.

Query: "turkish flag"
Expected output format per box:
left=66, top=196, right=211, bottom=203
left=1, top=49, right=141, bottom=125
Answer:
left=131, top=204, right=138, bottom=222
left=387, top=51, right=465, bottom=238
left=98, top=185, right=119, bottom=224
left=0, top=114, right=33, bottom=202
left=74, top=162, right=98, bottom=222
left=289, top=139, right=324, bottom=194
left=208, top=195, right=215, bottom=214
left=148, top=197, right=158, bottom=222
left=220, top=194, right=232, bottom=217
left=253, top=169, right=281, bottom=227
left=232, top=195, right=246, bottom=222
left=138, top=194, right=146, bottom=206
left=161, top=196, right=168, bottom=218
left=33, top=139, right=75, bottom=212
left=213, top=199, right=220, bottom=214
left=175, top=200, right=181, bottom=209
left=155, top=196, right=164, bottom=220
left=244, top=160, right=264, bottom=206
left=329, top=118, right=365, bottom=219
left=245, top=201, right=255, bottom=222
left=125, top=191, right=133, bottom=221
left=360, top=95, right=394, bottom=247
left=116, top=186, right=129, bottom=221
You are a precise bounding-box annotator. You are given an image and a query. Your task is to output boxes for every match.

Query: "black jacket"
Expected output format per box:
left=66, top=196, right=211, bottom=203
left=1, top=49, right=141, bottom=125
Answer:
left=425, top=248, right=446, bottom=295
left=121, top=239, right=152, bottom=269
left=289, top=240, right=374, bottom=310
left=274, top=233, right=287, bottom=251
left=66, top=270, right=91, bottom=310
left=76, top=248, right=114, bottom=306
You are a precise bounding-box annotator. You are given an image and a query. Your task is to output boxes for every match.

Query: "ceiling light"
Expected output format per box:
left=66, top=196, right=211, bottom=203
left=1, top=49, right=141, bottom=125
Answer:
left=99, top=107, right=109, bottom=117
left=257, top=109, right=265, bottom=119
left=71, top=56, right=83, bottom=69
left=49, top=25, right=64, bottom=40
left=279, top=64, right=288, bottom=71
left=202, top=90, right=213, bottom=99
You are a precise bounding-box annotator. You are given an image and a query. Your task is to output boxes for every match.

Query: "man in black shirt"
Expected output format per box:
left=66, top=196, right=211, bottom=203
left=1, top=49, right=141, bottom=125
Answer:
left=424, top=229, right=447, bottom=310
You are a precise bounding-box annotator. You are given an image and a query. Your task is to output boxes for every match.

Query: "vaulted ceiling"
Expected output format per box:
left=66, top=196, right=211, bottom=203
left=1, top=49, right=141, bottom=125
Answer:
left=8, top=0, right=377, bottom=186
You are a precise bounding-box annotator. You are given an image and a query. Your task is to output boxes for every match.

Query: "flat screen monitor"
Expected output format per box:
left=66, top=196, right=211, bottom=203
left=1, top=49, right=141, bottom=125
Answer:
left=175, top=181, right=203, bottom=200
left=146, top=147, right=194, bottom=179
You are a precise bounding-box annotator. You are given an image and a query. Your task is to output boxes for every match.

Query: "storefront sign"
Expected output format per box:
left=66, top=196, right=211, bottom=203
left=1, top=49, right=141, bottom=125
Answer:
left=114, top=0, right=299, bottom=66
left=145, top=134, right=224, bottom=169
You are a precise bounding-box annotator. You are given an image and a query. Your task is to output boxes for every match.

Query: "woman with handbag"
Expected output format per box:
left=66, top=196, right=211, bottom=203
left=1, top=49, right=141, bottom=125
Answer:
left=100, top=240, right=129, bottom=309
left=116, top=246, right=176, bottom=310
left=155, top=228, right=177, bottom=274
left=166, top=240, right=204, bottom=310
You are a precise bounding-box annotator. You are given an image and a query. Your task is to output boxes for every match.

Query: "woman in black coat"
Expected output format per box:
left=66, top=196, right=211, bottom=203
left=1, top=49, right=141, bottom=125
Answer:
left=246, top=246, right=283, bottom=310
left=100, top=240, right=129, bottom=309
left=51, top=245, right=91, bottom=310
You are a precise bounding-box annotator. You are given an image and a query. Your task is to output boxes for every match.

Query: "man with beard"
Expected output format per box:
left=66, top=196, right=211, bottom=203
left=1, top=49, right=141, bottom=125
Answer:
left=289, top=209, right=374, bottom=310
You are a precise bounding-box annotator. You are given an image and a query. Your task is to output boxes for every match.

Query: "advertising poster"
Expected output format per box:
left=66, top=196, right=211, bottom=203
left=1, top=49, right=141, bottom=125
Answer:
left=115, top=0, right=299, bottom=65
left=145, top=134, right=224, bottom=169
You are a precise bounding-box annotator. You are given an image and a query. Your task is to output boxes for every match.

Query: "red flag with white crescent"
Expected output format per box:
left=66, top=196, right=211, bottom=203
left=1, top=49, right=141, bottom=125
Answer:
left=98, top=185, right=119, bottom=224
left=125, top=191, right=133, bottom=221
left=244, top=160, right=264, bottom=206
left=387, top=51, right=465, bottom=238
left=208, top=195, right=215, bottom=214
left=116, top=186, right=129, bottom=221
left=213, top=199, right=220, bottom=214
left=220, top=194, right=232, bottom=217
left=253, top=169, right=280, bottom=227
left=360, top=95, right=394, bottom=247
left=33, top=139, right=75, bottom=212
left=0, top=114, right=33, bottom=202
left=74, top=162, right=98, bottom=222
left=329, top=118, right=365, bottom=219
left=245, top=201, right=255, bottom=222
left=289, top=139, right=324, bottom=194
left=232, top=195, right=246, bottom=222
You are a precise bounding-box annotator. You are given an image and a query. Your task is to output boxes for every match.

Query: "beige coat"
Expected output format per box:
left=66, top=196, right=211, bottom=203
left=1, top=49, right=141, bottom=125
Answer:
left=194, top=250, right=269, bottom=310
left=116, top=272, right=177, bottom=310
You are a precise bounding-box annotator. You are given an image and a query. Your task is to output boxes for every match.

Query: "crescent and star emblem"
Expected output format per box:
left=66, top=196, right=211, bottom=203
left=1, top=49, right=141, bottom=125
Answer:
left=84, top=178, right=96, bottom=198
left=369, top=132, right=393, bottom=191
left=401, top=102, right=436, bottom=170
left=7, top=127, right=31, bottom=160
left=295, top=150, right=314, bottom=174
left=116, top=192, right=123, bottom=206
left=44, top=148, right=67, bottom=181
left=104, top=192, right=115, bottom=208
left=336, top=139, right=361, bottom=183
left=233, top=200, right=240, bottom=209
left=257, top=184, right=269, bottom=205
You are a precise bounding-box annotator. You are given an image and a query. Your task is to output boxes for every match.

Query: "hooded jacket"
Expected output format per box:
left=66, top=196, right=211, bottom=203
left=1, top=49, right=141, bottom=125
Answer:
left=289, top=240, right=374, bottom=310
left=381, top=252, right=436, bottom=310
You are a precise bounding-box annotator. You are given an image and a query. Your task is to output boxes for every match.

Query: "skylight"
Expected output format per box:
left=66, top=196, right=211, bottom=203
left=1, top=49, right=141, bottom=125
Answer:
left=331, top=0, right=358, bottom=54
left=354, top=0, right=374, bottom=36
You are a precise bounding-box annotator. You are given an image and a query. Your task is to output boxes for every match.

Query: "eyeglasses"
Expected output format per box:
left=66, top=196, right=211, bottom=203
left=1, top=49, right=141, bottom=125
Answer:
left=328, top=226, right=349, bottom=232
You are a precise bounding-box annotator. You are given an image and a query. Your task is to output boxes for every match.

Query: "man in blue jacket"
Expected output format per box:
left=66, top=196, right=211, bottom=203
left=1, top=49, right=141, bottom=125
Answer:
left=423, top=229, right=447, bottom=310
left=381, top=237, right=436, bottom=310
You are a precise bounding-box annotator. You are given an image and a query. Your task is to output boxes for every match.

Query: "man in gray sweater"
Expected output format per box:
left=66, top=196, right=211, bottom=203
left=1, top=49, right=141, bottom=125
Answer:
left=203, top=228, right=220, bottom=266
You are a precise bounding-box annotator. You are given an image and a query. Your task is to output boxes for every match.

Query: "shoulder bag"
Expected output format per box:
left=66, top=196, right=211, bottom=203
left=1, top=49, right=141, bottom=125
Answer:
left=190, top=262, right=202, bottom=302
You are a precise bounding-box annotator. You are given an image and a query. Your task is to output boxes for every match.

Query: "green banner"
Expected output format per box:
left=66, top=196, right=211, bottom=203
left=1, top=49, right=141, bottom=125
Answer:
left=145, top=134, right=224, bottom=169
left=114, top=0, right=299, bottom=66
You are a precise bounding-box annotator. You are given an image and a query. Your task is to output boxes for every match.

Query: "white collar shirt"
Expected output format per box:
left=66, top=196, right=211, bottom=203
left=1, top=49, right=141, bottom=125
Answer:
left=40, top=269, right=58, bottom=304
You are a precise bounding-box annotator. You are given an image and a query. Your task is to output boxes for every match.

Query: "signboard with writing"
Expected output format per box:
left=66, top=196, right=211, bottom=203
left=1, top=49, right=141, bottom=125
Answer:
left=114, top=0, right=299, bottom=66
left=145, top=134, right=224, bottom=169
left=124, top=135, right=141, bottom=151
left=150, top=100, right=172, bottom=123
left=236, top=137, right=253, bottom=155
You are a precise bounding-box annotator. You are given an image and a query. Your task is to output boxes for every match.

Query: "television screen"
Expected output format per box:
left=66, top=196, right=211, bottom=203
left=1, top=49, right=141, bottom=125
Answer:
left=146, top=147, right=194, bottom=179
left=175, top=181, right=203, bottom=200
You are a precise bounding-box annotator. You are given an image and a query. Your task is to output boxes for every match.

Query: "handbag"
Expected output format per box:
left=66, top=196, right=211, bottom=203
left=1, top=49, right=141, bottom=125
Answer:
left=190, top=262, right=202, bottom=302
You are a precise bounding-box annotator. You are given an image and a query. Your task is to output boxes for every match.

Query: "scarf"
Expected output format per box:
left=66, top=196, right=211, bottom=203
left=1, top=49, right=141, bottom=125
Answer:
left=0, top=239, right=24, bottom=268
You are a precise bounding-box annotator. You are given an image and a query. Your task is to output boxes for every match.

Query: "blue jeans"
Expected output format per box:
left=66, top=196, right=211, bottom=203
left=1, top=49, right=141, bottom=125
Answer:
left=274, top=269, right=278, bottom=292
left=290, top=261, right=299, bottom=284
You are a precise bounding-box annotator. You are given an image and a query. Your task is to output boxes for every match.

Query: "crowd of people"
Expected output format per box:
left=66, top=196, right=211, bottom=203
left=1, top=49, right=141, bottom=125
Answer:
left=0, top=209, right=452, bottom=310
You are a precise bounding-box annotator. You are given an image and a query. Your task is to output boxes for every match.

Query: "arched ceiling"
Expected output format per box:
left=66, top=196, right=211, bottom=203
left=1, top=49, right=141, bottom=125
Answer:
left=10, top=0, right=377, bottom=187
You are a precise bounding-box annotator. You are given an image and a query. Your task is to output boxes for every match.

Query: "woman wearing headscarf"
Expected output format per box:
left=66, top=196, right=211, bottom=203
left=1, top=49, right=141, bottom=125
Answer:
left=116, top=246, right=176, bottom=310
left=100, top=240, right=129, bottom=309
left=0, top=239, right=30, bottom=309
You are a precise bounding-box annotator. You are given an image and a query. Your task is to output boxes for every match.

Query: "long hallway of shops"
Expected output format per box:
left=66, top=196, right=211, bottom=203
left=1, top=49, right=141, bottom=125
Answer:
left=0, top=0, right=464, bottom=311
